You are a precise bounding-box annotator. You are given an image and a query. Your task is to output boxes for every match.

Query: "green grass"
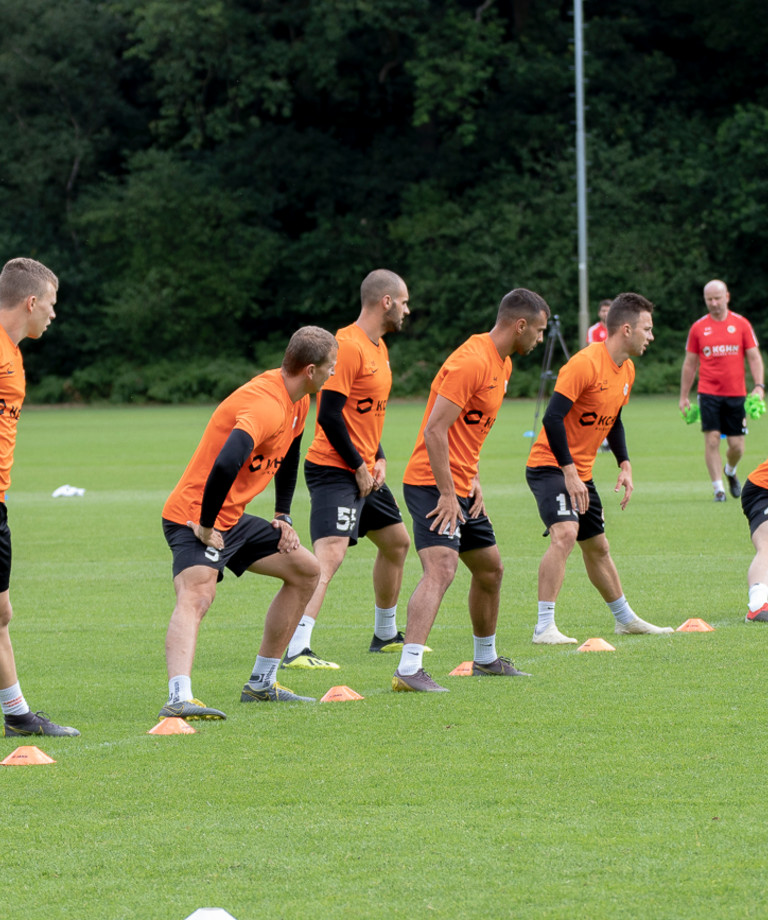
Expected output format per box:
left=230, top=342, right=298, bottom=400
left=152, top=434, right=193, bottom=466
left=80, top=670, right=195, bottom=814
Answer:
left=3, top=396, right=768, bottom=919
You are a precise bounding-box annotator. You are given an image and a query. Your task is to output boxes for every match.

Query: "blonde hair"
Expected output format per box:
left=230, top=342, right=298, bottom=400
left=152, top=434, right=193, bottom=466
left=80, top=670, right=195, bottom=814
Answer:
left=0, top=258, right=58, bottom=309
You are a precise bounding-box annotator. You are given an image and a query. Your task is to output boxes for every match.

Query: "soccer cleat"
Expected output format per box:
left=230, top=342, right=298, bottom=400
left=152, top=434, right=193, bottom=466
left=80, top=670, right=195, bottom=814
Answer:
left=240, top=681, right=316, bottom=703
left=614, top=616, right=674, bottom=635
left=746, top=604, right=768, bottom=623
left=368, top=630, right=405, bottom=653
left=157, top=698, right=226, bottom=720
left=280, top=647, right=339, bottom=670
left=532, top=624, right=577, bottom=645
left=725, top=472, right=742, bottom=498
left=3, top=710, right=80, bottom=738
left=472, top=656, right=531, bottom=677
left=391, top=668, right=448, bottom=692
left=714, top=491, right=726, bottom=502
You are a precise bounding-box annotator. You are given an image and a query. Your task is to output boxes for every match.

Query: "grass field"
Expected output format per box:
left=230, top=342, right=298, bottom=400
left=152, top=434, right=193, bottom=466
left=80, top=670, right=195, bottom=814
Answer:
left=2, top=395, right=768, bottom=920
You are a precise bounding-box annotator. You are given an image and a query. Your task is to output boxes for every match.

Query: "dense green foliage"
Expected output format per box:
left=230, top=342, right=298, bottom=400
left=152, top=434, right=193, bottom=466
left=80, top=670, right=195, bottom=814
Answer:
left=1, top=1, right=767, bottom=400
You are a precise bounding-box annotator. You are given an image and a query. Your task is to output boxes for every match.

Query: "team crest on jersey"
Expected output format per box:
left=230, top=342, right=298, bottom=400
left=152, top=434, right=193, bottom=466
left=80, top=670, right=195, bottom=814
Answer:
left=727, top=325, right=736, bottom=334
left=623, top=383, right=629, bottom=396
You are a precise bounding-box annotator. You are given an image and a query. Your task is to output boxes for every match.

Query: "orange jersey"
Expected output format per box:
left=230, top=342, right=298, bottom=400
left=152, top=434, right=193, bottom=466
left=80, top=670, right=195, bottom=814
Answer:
left=305, top=323, right=392, bottom=472
left=0, top=325, right=25, bottom=500
left=163, top=368, right=308, bottom=530
left=527, top=342, right=634, bottom=481
left=748, top=458, right=768, bottom=490
left=403, top=333, right=512, bottom=497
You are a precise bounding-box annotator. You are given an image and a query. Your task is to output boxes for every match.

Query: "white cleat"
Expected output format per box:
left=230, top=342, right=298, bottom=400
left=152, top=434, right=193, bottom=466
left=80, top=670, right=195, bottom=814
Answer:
left=532, top=623, right=578, bottom=645
left=614, top=616, right=674, bottom=635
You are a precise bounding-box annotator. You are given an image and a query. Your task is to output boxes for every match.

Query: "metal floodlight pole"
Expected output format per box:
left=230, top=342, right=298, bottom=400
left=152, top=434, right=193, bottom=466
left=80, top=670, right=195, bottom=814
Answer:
left=574, top=0, right=589, bottom=346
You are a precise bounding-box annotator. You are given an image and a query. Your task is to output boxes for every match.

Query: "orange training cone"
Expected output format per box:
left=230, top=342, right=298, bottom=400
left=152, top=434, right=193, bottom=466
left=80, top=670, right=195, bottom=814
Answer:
left=320, top=685, right=364, bottom=702
left=677, top=618, right=715, bottom=632
left=1, top=745, right=56, bottom=765
left=147, top=717, right=197, bottom=735
left=449, top=661, right=474, bottom=676
left=577, top=637, right=616, bottom=652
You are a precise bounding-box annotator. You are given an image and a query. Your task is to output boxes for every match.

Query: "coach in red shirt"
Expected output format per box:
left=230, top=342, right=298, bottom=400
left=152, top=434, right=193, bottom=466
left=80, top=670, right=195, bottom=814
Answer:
left=680, top=279, right=765, bottom=502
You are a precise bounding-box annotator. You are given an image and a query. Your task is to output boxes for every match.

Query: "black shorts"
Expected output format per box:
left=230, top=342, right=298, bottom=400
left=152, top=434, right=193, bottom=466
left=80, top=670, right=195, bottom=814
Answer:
left=0, top=503, right=11, bottom=593
left=402, top=483, right=497, bottom=554
left=698, top=394, right=747, bottom=437
left=305, top=461, right=403, bottom=546
left=741, top=479, right=768, bottom=536
left=526, top=466, right=605, bottom=542
left=162, top=514, right=282, bottom=581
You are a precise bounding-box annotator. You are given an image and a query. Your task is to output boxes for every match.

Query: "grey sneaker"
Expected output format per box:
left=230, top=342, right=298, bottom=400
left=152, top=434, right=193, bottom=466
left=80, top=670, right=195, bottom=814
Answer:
left=158, top=698, right=226, bottom=720
left=725, top=472, right=742, bottom=498
left=615, top=616, right=674, bottom=635
left=3, top=710, right=80, bottom=737
left=714, top=491, right=726, bottom=502
left=240, top=681, right=316, bottom=703
left=472, top=656, right=531, bottom=677
left=391, top=668, right=448, bottom=692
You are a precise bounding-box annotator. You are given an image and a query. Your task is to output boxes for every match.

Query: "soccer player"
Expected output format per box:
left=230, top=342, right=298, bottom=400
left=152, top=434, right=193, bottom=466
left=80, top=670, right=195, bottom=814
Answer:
left=741, top=457, right=768, bottom=624
left=392, top=288, right=551, bottom=693
left=159, top=326, right=338, bottom=720
left=587, top=299, right=611, bottom=344
left=282, top=270, right=412, bottom=670
left=679, top=279, right=764, bottom=502
left=0, top=258, right=79, bottom=738
left=527, top=292, right=674, bottom=644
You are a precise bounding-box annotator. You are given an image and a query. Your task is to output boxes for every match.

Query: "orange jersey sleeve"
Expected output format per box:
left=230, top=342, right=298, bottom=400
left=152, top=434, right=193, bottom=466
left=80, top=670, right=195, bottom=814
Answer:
left=527, top=343, right=634, bottom=481
left=163, top=368, right=308, bottom=530
left=0, top=326, right=25, bottom=500
left=748, top=458, right=768, bottom=490
left=305, top=323, right=392, bottom=472
left=403, top=334, right=512, bottom=497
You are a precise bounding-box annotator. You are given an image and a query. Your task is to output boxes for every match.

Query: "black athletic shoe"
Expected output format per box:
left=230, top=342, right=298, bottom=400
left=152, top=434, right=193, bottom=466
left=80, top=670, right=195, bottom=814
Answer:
left=3, top=710, right=80, bottom=737
left=472, top=656, right=531, bottom=677
left=368, top=630, right=405, bottom=653
left=726, top=472, right=742, bottom=498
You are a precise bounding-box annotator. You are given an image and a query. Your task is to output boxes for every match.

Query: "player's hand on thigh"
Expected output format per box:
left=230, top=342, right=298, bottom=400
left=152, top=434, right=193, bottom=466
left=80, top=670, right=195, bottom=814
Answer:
left=272, top=518, right=301, bottom=553
left=187, top=521, right=225, bottom=550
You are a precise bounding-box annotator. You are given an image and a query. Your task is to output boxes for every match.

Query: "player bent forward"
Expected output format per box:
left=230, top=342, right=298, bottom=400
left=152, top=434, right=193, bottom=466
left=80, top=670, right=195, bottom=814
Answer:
left=526, top=292, right=673, bottom=644
left=741, top=458, right=768, bottom=624
left=392, top=288, right=551, bottom=692
left=159, top=327, right=338, bottom=720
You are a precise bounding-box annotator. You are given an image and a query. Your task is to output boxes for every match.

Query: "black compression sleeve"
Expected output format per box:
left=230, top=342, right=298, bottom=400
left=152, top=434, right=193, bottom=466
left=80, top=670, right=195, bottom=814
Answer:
left=606, top=410, right=630, bottom=465
left=542, top=391, right=575, bottom=467
left=273, top=433, right=302, bottom=515
left=199, top=428, right=254, bottom=528
left=317, top=389, right=363, bottom=470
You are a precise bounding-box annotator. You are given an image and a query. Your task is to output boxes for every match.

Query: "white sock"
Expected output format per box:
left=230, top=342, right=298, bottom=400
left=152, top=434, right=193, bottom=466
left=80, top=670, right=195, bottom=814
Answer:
left=397, top=643, right=425, bottom=676
left=249, top=656, right=280, bottom=688
left=374, top=604, right=398, bottom=641
left=712, top=479, right=724, bottom=494
left=535, top=601, right=556, bottom=633
left=473, top=634, right=497, bottom=665
left=168, top=675, right=192, bottom=703
left=725, top=463, right=738, bottom=477
left=286, top=615, right=315, bottom=658
left=608, top=594, right=635, bottom=625
left=748, top=583, right=768, bottom=612
left=0, top=681, right=30, bottom=716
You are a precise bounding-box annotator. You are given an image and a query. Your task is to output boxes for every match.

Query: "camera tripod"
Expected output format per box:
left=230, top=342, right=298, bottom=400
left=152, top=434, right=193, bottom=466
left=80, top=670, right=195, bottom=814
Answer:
left=530, top=314, right=570, bottom=440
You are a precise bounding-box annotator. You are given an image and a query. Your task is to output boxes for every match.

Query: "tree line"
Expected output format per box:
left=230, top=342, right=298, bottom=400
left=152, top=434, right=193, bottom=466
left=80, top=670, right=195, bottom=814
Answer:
left=1, top=0, right=766, bottom=402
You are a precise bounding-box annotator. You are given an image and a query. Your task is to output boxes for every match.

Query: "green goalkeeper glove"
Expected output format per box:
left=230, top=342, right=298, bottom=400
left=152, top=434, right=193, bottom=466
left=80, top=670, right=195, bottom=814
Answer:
left=745, top=393, right=766, bottom=419
left=681, top=405, right=700, bottom=424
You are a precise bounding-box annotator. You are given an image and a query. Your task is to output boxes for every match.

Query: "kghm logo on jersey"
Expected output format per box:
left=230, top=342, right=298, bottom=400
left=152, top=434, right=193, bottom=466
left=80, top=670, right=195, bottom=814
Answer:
left=702, top=344, right=740, bottom=358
